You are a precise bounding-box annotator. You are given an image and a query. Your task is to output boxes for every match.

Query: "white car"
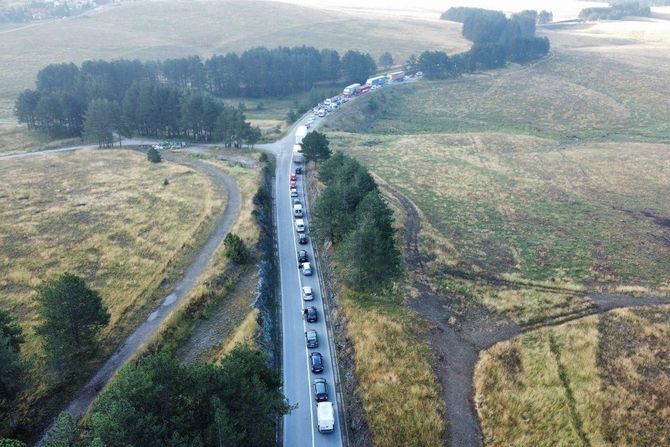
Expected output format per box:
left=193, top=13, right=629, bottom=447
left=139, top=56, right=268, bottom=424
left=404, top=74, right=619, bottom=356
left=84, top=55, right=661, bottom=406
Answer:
left=290, top=188, right=298, bottom=197
left=302, top=286, right=314, bottom=301
left=301, top=262, right=313, bottom=276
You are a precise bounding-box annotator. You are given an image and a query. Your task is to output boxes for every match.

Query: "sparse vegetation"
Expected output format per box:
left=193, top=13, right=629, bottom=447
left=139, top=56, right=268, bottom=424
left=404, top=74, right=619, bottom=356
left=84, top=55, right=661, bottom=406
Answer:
left=475, top=306, right=670, bottom=446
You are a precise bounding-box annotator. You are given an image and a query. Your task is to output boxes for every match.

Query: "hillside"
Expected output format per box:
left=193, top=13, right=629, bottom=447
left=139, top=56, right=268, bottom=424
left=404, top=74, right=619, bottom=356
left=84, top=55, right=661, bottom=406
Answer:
left=0, top=0, right=469, bottom=119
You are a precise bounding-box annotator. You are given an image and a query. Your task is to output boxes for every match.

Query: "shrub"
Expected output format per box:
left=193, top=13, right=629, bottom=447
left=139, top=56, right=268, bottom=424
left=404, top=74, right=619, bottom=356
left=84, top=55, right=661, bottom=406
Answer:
left=224, top=233, right=249, bottom=264
left=147, top=147, right=161, bottom=163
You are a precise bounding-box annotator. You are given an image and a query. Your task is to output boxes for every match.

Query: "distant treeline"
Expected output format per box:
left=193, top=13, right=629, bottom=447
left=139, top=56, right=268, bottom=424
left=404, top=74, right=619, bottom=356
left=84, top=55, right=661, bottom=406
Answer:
left=426, top=8, right=550, bottom=78
left=579, top=1, right=651, bottom=21
left=14, top=46, right=379, bottom=140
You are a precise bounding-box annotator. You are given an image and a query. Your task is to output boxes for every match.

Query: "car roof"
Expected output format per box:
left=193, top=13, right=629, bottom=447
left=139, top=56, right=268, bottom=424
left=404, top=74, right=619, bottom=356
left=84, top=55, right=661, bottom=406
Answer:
left=303, top=286, right=312, bottom=291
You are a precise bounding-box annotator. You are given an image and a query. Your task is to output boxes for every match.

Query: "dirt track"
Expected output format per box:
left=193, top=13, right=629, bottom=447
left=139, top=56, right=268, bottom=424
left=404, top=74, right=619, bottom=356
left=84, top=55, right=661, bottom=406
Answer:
left=382, top=183, right=670, bottom=447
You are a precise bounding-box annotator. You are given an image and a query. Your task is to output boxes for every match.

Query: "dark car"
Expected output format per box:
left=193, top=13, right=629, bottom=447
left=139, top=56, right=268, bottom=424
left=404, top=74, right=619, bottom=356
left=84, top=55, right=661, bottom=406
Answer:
left=305, top=329, right=318, bottom=348
left=303, top=306, right=318, bottom=323
left=310, top=352, right=324, bottom=373
left=297, top=249, right=308, bottom=263
left=298, top=234, right=308, bottom=245
left=295, top=167, right=303, bottom=174
left=313, top=378, right=328, bottom=401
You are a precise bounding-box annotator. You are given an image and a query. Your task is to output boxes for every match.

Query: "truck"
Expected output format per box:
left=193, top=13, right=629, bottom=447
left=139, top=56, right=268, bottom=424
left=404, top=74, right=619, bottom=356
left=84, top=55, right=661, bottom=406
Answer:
left=293, top=144, right=302, bottom=154
left=342, top=83, right=360, bottom=97
left=356, top=85, right=371, bottom=96
left=365, top=75, right=387, bottom=87
left=317, top=402, right=335, bottom=433
left=387, top=71, right=405, bottom=82
left=295, top=125, right=308, bottom=145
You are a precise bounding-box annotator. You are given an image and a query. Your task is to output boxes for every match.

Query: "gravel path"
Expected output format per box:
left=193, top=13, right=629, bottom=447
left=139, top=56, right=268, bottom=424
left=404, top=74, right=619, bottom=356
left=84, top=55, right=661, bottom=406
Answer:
left=30, top=147, right=241, bottom=446
left=384, top=183, right=670, bottom=447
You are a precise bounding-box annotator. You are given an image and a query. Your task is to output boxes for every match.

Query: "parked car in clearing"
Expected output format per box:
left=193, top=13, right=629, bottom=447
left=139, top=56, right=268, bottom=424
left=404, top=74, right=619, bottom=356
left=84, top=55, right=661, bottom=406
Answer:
left=305, top=329, right=318, bottom=348
left=298, top=233, right=308, bottom=245
left=310, top=352, right=324, bottom=373
left=302, top=286, right=314, bottom=300
left=297, top=249, right=308, bottom=263
left=303, top=306, right=318, bottom=322
left=313, top=378, right=328, bottom=402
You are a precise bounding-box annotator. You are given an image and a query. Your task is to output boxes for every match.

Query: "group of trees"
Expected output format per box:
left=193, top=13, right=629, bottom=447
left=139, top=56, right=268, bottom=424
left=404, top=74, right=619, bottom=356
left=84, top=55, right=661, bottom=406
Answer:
left=15, top=69, right=261, bottom=145
left=39, top=347, right=288, bottom=446
left=579, top=1, right=651, bottom=21
left=312, top=152, right=402, bottom=291
left=426, top=7, right=551, bottom=78
left=15, top=45, right=380, bottom=141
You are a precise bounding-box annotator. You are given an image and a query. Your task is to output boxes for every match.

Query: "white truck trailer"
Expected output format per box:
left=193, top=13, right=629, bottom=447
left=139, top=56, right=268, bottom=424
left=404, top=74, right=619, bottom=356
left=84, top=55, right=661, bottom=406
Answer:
left=295, top=125, right=308, bottom=144
left=317, top=402, right=335, bottom=433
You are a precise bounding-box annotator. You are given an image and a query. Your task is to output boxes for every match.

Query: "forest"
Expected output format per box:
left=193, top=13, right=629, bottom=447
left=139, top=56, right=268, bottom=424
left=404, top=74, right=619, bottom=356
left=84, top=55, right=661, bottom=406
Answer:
left=14, top=46, right=378, bottom=140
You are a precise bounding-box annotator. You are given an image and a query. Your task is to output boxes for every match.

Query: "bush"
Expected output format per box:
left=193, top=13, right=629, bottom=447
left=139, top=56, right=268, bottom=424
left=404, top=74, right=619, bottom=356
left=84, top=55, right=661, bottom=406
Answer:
left=224, top=233, right=249, bottom=264
left=147, top=147, right=161, bottom=163
left=259, top=152, right=268, bottom=163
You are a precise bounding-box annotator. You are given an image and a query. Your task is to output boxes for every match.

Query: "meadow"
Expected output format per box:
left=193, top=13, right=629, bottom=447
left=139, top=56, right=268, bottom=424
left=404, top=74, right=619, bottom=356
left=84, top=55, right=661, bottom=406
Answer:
left=323, top=17, right=670, bottom=445
left=474, top=305, right=670, bottom=446
left=0, top=0, right=469, bottom=119
left=0, top=149, right=227, bottom=434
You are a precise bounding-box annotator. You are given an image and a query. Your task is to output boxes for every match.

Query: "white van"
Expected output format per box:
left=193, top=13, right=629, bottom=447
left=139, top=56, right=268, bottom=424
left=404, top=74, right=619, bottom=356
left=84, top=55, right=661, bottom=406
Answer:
left=295, top=219, right=305, bottom=232
left=317, top=402, right=335, bottom=433
left=293, top=203, right=303, bottom=217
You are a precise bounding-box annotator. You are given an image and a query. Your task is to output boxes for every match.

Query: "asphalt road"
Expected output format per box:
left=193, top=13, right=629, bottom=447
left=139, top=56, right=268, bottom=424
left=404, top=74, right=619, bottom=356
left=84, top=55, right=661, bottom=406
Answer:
left=262, top=116, right=345, bottom=447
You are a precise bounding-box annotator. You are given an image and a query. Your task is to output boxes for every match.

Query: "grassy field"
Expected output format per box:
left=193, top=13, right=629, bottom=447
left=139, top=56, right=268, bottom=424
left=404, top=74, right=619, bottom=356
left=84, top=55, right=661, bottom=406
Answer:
left=0, top=0, right=469, bottom=119
left=474, top=305, right=670, bottom=446
left=321, top=17, right=670, bottom=446
left=0, top=124, right=80, bottom=155
left=0, top=149, right=226, bottom=434
left=341, top=288, right=445, bottom=447
left=329, top=132, right=670, bottom=291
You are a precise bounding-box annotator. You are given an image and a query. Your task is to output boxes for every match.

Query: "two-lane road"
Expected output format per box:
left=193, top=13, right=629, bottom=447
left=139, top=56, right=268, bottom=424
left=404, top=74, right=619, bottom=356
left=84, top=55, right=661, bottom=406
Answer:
left=270, top=118, right=344, bottom=447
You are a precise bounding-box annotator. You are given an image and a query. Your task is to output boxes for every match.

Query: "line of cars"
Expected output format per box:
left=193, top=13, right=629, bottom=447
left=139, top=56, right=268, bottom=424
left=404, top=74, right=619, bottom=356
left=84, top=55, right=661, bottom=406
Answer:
left=290, top=156, right=335, bottom=434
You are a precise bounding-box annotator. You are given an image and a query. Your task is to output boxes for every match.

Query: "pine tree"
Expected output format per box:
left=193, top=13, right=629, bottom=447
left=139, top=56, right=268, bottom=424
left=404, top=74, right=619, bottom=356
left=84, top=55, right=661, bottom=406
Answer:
left=36, top=273, right=110, bottom=383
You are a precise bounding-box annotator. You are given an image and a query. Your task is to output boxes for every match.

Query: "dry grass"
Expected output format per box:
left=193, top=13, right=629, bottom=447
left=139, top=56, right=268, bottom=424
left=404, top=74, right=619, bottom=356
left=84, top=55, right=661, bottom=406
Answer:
left=216, top=308, right=259, bottom=359
left=342, top=290, right=445, bottom=447
left=0, top=0, right=469, bottom=118
left=0, top=149, right=225, bottom=433
left=475, top=305, right=670, bottom=446
left=0, top=124, right=80, bottom=155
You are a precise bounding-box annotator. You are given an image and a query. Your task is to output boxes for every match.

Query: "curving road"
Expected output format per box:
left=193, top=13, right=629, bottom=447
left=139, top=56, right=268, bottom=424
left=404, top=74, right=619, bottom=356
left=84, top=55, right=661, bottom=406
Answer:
left=261, top=116, right=345, bottom=447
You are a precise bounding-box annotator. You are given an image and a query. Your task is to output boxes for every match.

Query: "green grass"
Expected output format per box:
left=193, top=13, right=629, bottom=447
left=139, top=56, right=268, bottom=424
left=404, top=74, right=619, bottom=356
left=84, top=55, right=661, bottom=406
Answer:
left=330, top=132, right=670, bottom=288
left=0, top=0, right=469, bottom=119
